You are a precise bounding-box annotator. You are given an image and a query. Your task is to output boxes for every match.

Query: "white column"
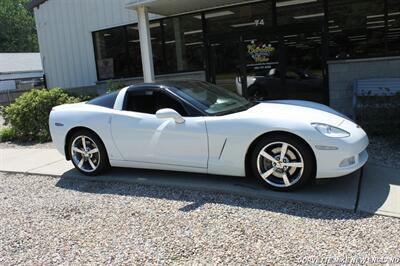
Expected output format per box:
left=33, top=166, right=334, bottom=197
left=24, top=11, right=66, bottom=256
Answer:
left=136, top=5, right=155, bottom=83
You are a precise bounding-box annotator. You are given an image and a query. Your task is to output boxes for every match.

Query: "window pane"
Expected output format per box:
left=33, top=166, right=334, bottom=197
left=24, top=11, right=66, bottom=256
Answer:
left=87, top=91, right=119, bottom=109
left=277, top=0, right=324, bottom=26
left=328, top=0, right=385, bottom=59
left=148, top=21, right=166, bottom=75
left=244, top=35, right=278, bottom=76
left=284, top=31, right=325, bottom=103
left=162, top=14, right=204, bottom=73
left=205, top=3, right=273, bottom=35
left=126, top=25, right=143, bottom=77
left=388, top=0, right=400, bottom=55
left=157, top=92, right=187, bottom=116
left=93, top=27, right=130, bottom=80
left=125, top=91, right=157, bottom=114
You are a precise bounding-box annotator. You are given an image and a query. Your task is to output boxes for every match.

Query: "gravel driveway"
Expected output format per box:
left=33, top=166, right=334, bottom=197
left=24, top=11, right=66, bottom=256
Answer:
left=0, top=173, right=399, bottom=265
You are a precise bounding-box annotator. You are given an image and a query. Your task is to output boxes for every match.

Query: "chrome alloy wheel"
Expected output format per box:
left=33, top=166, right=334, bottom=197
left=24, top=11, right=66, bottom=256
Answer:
left=71, top=135, right=101, bottom=173
left=256, top=142, right=304, bottom=188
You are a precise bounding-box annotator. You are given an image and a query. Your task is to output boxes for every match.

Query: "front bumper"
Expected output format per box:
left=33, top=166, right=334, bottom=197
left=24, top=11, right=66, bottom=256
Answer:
left=316, top=149, right=368, bottom=178
left=314, top=120, right=369, bottom=179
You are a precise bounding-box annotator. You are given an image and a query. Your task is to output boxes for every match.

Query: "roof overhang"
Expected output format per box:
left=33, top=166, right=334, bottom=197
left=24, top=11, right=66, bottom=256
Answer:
left=125, top=0, right=264, bottom=16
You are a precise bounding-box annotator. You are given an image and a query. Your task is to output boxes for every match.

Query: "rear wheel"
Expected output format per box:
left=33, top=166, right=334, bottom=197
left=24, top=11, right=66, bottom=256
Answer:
left=68, top=130, right=109, bottom=176
left=251, top=134, right=315, bottom=191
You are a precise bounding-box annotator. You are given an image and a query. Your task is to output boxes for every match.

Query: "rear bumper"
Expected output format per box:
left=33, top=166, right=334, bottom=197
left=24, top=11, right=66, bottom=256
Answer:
left=49, top=111, right=67, bottom=158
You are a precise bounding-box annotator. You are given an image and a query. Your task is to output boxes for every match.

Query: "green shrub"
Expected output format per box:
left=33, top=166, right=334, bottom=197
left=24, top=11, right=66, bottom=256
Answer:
left=0, top=127, right=17, bottom=142
left=1, top=88, right=81, bottom=142
left=75, top=94, right=97, bottom=101
left=66, top=91, right=98, bottom=102
left=106, top=80, right=125, bottom=93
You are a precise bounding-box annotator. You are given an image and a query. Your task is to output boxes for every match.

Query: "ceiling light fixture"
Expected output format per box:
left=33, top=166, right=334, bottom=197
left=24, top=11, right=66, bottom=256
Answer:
left=367, top=25, right=385, bottom=29
left=230, top=22, right=256, bottom=27
left=284, top=34, right=298, bottom=38
left=367, top=19, right=395, bottom=25
left=194, top=11, right=234, bottom=19
left=350, top=38, right=366, bottom=41
left=367, top=12, right=400, bottom=19
left=276, top=0, right=317, bottom=8
left=349, top=35, right=366, bottom=38
left=183, top=29, right=203, bottom=35
left=306, top=36, right=321, bottom=40
left=185, top=42, right=203, bottom=46
left=294, top=12, right=324, bottom=19
left=129, top=37, right=156, bottom=43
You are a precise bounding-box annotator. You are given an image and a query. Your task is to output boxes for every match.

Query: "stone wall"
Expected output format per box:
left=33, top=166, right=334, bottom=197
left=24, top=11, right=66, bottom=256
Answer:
left=328, top=56, right=400, bottom=116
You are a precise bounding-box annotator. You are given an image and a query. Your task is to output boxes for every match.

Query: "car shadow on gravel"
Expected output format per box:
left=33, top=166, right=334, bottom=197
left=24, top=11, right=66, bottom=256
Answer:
left=56, top=167, right=376, bottom=220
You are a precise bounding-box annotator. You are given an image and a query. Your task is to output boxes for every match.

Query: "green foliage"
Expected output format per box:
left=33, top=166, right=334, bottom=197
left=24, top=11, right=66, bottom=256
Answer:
left=106, top=80, right=125, bottom=93
left=1, top=88, right=80, bottom=142
left=76, top=94, right=97, bottom=101
left=0, top=127, right=17, bottom=142
left=356, top=92, right=400, bottom=136
left=66, top=92, right=97, bottom=102
left=0, top=0, right=38, bottom=52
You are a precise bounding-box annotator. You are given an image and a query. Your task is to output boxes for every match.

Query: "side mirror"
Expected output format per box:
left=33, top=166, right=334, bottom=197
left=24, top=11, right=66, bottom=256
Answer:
left=155, top=108, right=185, bottom=124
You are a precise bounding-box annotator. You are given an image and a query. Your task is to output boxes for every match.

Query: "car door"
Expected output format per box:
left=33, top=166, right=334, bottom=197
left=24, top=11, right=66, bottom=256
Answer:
left=111, top=88, right=208, bottom=169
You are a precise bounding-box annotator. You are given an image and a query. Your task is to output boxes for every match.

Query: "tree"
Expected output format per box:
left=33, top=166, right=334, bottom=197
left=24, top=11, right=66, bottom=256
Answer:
left=0, top=0, right=38, bottom=52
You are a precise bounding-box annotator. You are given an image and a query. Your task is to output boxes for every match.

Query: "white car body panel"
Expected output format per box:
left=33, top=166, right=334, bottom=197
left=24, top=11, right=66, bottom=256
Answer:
left=49, top=103, right=124, bottom=161
left=111, top=110, right=208, bottom=168
left=49, top=87, right=368, bottom=179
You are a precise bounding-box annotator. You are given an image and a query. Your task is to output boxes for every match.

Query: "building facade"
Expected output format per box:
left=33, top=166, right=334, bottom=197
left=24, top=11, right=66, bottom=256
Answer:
left=0, top=53, right=44, bottom=91
left=30, top=0, right=400, bottom=115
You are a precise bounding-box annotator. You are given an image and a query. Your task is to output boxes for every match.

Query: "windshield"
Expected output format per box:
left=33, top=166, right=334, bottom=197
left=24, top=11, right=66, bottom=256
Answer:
left=170, top=81, right=254, bottom=115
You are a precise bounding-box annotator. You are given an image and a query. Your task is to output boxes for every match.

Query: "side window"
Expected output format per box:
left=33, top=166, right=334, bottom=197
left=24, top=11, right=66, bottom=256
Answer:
left=124, top=90, right=157, bottom=114
left=157, top=92, right=188, bottom=116
left=123, top=90, right=189, bottom=116
left=87, top=91, right=119, bottom=108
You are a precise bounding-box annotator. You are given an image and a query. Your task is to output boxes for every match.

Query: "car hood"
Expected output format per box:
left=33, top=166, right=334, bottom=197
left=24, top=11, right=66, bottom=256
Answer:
left=246, top=100, right=348, bottom=126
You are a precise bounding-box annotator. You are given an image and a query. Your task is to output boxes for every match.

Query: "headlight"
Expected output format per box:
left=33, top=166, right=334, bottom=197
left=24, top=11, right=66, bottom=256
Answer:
left=311, top=123, right=350, bottom=138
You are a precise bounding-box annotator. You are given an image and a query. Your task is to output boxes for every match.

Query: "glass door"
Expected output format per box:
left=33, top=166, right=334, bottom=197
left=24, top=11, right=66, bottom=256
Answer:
left=204, top=1, right=327, bottom=103
left=208, top=32, right=279, bottom=97
left=208, top=36, right=241, bottom=93
left=279, top=26, right=327, bottom=103
left=204, top=1, right=274, bottom=95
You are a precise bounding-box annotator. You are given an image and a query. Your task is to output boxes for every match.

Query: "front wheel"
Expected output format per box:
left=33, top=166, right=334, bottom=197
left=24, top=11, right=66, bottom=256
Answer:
left=251, top=135, right=315, bottom=191
left=68, top=130, right=109, bottom=176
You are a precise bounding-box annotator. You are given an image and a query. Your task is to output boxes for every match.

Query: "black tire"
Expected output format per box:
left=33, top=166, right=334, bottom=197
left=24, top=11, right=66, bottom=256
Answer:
left=68, top=129, right=109, bottom=176
left=250, top=134, right=315, bottom=191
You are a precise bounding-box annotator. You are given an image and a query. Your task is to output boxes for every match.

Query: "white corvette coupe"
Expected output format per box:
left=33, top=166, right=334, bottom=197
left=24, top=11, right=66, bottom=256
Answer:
left=49, top=80, right=368, bottom=191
